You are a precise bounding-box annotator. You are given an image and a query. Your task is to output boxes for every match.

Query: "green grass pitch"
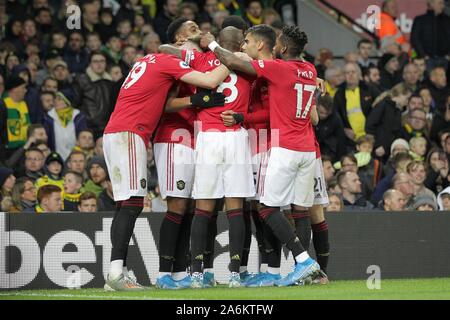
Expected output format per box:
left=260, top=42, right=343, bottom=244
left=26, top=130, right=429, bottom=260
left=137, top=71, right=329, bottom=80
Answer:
left=1, top=278, right=450, bottom=300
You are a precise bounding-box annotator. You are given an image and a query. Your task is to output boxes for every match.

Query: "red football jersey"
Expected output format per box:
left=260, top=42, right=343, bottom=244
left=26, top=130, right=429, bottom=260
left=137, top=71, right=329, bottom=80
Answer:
left=104, top=54, right=194, bottom=146
left=182, top=50, right=253, bottom=132
left=246, top=78, right=270, bottom=155
left=250, top=59, right=317, bottom=152
left=153, top=83, right=197, bottom=148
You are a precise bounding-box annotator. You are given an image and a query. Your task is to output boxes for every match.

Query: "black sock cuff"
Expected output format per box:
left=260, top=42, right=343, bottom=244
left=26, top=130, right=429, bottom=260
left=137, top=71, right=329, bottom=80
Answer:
left=226, top=208, right=243, bottom=218
left=165, top=211, right=183, bottom=224
left=195, top=208, right=213, bottom=218
left=312, top=220, right=328, bottom=232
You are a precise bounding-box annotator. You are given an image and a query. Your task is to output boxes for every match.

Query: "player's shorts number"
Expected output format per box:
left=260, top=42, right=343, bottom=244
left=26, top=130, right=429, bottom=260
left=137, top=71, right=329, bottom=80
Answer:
left=294, top=83, right=316, bottom=118
left=314, top=177, right=323, bottom=193
left=122, top=61, right=147, bottom=89
left=216, top=72, right=238, bottom=104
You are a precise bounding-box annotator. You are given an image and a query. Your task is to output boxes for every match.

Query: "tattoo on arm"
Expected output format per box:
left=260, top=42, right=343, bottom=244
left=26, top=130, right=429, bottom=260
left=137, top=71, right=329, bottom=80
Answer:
left=158, top=45, right=183, bottom=59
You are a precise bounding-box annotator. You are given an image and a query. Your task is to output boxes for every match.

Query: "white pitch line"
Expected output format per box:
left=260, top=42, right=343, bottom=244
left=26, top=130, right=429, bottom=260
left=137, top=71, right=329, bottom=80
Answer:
left=0, top=292, right=191, bottom=300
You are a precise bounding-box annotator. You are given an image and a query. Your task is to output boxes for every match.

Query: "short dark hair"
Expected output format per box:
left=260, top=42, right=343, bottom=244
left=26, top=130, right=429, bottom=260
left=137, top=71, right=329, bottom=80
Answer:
left=37, top=185, right=61, bottom=204
left=317, top=93, right=333, bottom=111
left=340, top=154, right=357, bottom=165
left=408, top=94, right=423, bottom=105
left=77, top=128, right=94, bottom=139
left=89, top=51, right=107, bottom=64
left=357, top=39, right=372, bottom=48
left=280, top=25, right=308, bottom=57
left=65, top=171, right=84, bottom=185
left=322, top=154, right=332, bottom=164
left=80, top=191, right=97, bottom=202
left=363, top=65, right=379, bottom=78
left=167, top=17, right=188, bottom=44
left=25, top=147, right=44, bottom=157
left=27, top=123, right=45, bottom=139
left=246, top=24, right=276, bottom=52
left=222, top=16, right=248, bottom=31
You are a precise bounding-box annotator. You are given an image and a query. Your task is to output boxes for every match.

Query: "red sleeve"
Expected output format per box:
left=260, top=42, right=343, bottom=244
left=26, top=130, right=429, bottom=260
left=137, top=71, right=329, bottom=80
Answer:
left=178, top=108, right=197, bottom=124
left=250, top=59, right=278, bottom=82
left=244, top=108, right=270, bottom=126
left=163, top=55, right=194, bottom=80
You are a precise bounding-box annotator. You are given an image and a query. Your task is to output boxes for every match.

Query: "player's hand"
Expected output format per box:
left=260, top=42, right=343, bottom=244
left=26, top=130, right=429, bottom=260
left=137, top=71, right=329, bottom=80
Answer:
left=200, top=32, right=216, bottom=49
left=174, top=38, right=187, bottom=47
left=316, top=78, right=326, bottom=96
left=221, top=110, right=237, bottom=126
left=190, top=90, right=226, bottom=108
left=234, top=52, right=253, bottom=62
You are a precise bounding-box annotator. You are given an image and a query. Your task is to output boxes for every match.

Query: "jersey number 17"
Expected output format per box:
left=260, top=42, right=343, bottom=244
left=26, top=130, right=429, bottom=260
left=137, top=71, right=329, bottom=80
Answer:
left=294, top=83, right=316, bottom=119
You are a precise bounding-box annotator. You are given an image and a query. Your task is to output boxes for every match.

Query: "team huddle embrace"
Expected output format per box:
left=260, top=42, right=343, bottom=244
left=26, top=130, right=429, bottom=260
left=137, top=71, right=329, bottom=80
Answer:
left=102, top=16, right=330, bottom=291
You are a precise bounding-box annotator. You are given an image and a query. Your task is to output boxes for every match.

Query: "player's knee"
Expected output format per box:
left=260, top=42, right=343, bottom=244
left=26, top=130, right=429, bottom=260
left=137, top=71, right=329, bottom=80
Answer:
left=167, top=197, right=189, bottom=215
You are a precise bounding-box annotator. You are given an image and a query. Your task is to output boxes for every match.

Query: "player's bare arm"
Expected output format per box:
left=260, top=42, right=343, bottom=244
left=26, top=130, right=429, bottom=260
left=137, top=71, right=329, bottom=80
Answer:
left=310, top=104, right=319, bottom=126
left=158, top=44, right=183, bottom=59
left=201, top=33, right=257, bottom=76
left=180, top=65, right=230, bottom=89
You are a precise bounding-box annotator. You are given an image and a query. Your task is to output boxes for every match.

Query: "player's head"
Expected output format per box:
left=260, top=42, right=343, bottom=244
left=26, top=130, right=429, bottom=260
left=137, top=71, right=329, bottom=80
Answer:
left=167, top=17, right=202, bottom=44
left=275, top=25, right=308, bottom=59
left=219, top=26, right=244, bottom=53
left=222, top=15, right=248, bottom=33
left=243, top=24, right=276, bottom=59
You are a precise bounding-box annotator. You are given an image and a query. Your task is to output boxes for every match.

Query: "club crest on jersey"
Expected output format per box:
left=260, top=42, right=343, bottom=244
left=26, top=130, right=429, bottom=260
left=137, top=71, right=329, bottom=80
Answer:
left=258, top=60, right=264, bottom=68
left=203, top=95, right=210, bottom=102
left=177, top=180, right=185, bottom=190
left=140, top=178, right=147, bottom=189
left=179, top=61, right=190, bottom=69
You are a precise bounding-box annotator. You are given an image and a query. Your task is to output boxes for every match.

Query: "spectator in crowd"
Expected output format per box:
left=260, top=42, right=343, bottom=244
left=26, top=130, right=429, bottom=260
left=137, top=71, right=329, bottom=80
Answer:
left=322, top=155, right=335, bottom=184
left=41, top=76, right=58, bottom=93
left=392, top=172, right=416, bottom=209
left=12, top=64, right=41, bottom=124
left=97, top=8, right=117, bottom=44
left=43, top=91, right=87, bottom=161
left=94, top=137, right=104, bottom=157
left=357, top=39, right=375, bottom=70
left=63, top=171, right=83, bottom=212
left=22, top=147, right=45, bottom=181
left=425, top=66, right=450, bottom=114
left=81, top=156, right=108, bottom=197
left=10, top=177, right=37, bottom=212
left=200, top=0, right=220, bottom=23
left=49, top=32, right=67, bottom=57
left=326, top=193, right=344, bottom=212
left=35, top=152, right=65, bottom=191
left=0, top=167, right=16, bottom=211
left=337, top=171, right=374, bottom=211
left=73, top=52, right=114, bottom=139
left=418, top=87, right=436, bottom=122
left=344, top=52, right=359, bottom=65
left=412, top=194, right=438, bottom=211
left=51, top=61, right=74, bottom=102
left=86, top=32, right=103, bottom=55
left=377, top=0, right=410, bottom=52
left=78, top=191, right=98, bottom=212
left=407, top=160, right=437, bottom=202
left=336, top=153, right=373, bottom=200
left=391, top=63, right=421, bottom=95
left=409, top=136, right=428, bottom=161
left=244, top=0, right=263, bottom=26
left=64, top=31, right=89, bottom=74
left=108, top=64, right=124, bottom=82
left=437, top=187, right=450, bottom=211
left=213, top=10, right=231, bottom=29
left=327, top=177, right=341, bottom=194
left=334, top=62, right=378, bottom=149
left=35, top=140, right=51, bottom=159
left=379, top=53, right=402, bottom=90
left=66, top=150, right=87, bottom=176
left=425, top=148, right=450, bottom=194
left=142, top=32, right=161, bottom=54
left=439, top=129, right=450, bottom=151
left=411, top=0, right=450, bottom=72
left=363, top=66, right=383, bottom=96
left=262, top=7, right=281, bottom=25
left=178, top=2, right=198, bottom=21
left=430, top=95, right=450, bottom=144
left=382, top=189, right=406, bottom=211
left=98, top=178, right=115, bottom=211
left=26, top=184, right=62, bottom=212
left=323, top=66, right=343, bottom=98
left=0, top=76, right=30, bottom=160
left=413, top=57, right=427, bottom=83
left=81, top=0, right=100, bottom=34
left=401, top=108, right=430, bottom=143
left=154, top=0, right=179, bottom=43
left=115, top=0, right=151, bottom=27
left=371, top=152, right=413, bottom=205
left=35, top=50, right=61, bottom=86
left=73, top=129, right=96, bottom=163
left=366, top=85, right=411, bottom=161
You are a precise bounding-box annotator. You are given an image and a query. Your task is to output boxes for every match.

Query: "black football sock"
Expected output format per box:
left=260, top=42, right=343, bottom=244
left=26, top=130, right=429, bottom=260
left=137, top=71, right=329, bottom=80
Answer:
left=173, top=212, right=193, bottom=273
left=241, top=208, right=252, bottom=269
left=292, top=209, right=311, bottom=251
left=259, top=206, right=305, bottom=258
left=264, top=222, right=282, bottom=268
left=110, top=197, right=143, bottom=262
left=203, top=211, right=218, bottom=270
left=226, top=209, right=245, bottom=273
left=251, top=209, right=267, bottom=265
left=312, top=220, right=330, bottom=274
left=159, top=211, right=183, bottom=273
left=190, top=208, right=212, bottom=273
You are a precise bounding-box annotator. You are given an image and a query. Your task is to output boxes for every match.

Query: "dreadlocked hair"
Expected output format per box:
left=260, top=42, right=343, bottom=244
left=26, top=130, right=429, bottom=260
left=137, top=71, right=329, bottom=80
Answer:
left=281, top=25, right=308, bottom=57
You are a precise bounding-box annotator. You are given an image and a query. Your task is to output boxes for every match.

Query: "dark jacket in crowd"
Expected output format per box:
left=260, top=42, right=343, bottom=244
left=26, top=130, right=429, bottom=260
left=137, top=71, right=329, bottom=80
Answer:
left=63, top=48, right=90, bottom=75
left=98, top=190, right=116, bottom=211
left=72, top=68, right=114, bottom=139
left=365, top=97, right=404, bottom=159
left=343, top=194, right=375, bottom=211
left=425, top=80, right=450, bottom=115
left=153, top=11, right=173, bottom=44
left=379, top=69, right=402, bottom=91
left=314, top=113, right=347, bottom=163
left=411, top=10, right=450, bottom=58
left=430, top=113, right=450, bottom=145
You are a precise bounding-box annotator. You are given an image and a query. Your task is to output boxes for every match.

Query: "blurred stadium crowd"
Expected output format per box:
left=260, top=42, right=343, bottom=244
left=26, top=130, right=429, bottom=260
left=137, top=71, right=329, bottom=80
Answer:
left=0, top=0, right=449, bottom=213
